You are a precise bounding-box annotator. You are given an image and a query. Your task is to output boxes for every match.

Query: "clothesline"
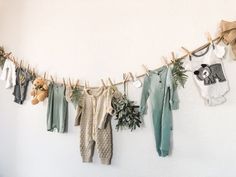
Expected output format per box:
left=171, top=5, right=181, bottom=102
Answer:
left=2, top=35, right=221, bottom=89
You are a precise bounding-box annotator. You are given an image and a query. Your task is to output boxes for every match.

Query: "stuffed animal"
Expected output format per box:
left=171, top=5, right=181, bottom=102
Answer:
left=193, top=64, right=226, bottom=85
left=31, top=77, right=48, bottom=105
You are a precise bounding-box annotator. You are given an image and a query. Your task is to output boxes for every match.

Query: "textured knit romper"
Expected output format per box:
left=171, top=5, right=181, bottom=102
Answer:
left=75, top=86, right=114, bottom=165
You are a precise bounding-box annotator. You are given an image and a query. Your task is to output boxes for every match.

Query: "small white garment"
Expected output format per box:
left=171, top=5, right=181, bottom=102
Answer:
left=0, top=59, right=16, bottom=88
left=185, top=44, right=230, bottom=106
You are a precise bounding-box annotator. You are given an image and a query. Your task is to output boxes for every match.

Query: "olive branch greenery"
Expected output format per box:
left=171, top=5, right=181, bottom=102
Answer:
left=70, top=86, right=81, bottom=109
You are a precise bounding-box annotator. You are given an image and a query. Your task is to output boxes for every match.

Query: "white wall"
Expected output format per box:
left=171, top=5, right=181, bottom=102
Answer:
left=0, top=0, right=236, bottom=177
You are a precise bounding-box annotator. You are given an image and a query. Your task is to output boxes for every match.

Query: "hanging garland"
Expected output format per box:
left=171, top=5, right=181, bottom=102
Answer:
left=1, top=20, right=235, bottom=89
left=0, top=19, right=235, bottom=162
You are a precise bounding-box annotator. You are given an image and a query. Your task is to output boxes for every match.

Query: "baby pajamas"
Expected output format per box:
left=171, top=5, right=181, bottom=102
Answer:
left=75, top=86, right=114, bottom=165
left=47, top=83, right=68, bottom=133
left=13, top=67, right=32, bottom=104
left=140, top=66, right=179, bottom=157
left=184, top=44, right=229, bottom=106
left=0, top=59, right=16, bottom=88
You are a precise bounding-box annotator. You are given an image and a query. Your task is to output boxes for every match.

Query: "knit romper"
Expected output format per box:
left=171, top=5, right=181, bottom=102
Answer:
left=75, top=86, right=114, bottom=165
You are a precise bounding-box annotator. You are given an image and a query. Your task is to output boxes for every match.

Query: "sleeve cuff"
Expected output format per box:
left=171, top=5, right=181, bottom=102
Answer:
left=170, top=100, right=179, bottom=110
left=139, top=106, right=147, bottom=116
left=74, top=109, right=82, bottom=126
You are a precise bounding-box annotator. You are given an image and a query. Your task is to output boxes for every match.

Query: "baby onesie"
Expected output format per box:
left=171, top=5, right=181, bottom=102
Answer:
left=0, top=59, right=16, bottom=88
left=13, top=67, right=32, bottom=104
left=47, top=83, right=68, bottom=133
left=184, top=44, right=229, bottom=106
left=75, top=86, right=114, bottom=165
left=140, top=66, right=179, bottom=157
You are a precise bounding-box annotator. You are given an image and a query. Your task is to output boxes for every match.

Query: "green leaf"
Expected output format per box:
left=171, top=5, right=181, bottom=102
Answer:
left=171, top=59, right=188, bottom=88
left=111, top=94, right=142, bottom=132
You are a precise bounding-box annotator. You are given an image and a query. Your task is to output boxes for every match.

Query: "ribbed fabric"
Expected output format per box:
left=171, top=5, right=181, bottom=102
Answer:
left=47, top=83, right=68, bottom=133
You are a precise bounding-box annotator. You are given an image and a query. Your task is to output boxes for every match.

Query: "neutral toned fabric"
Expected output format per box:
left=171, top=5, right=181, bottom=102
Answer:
left=139, top=66, right=179, bottom=157
left=75, top=86, right=114, bottom=165
left=13, top=67, right=32, bottom=104
left=220, top=20, right=236, bottom=58
left=47, top=83, right=68, bottom=133
left=184, top=44, right=230, bottom=106
left=0, top=59, right=16, bottom=88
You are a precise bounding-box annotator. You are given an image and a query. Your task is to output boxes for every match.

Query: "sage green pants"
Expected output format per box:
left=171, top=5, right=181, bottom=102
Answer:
left=47, top=83, right=68, bottom=133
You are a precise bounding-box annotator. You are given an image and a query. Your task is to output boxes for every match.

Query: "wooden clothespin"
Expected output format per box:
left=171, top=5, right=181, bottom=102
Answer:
left=50, top=75, right=54, bottom=83
left=206, top=32, right=215, bottom=49
left=101, top=79, right=106, bottom=87
left=216, top=36, right=223, bottom=44
left=108, top=77, right=114, bottom=86
left=171, top=52, right=176, bottom=63
left=27, top=64, right=30, bottom=71
left=32, top=68, right=35, bottom=75
left=43, top=72, right=46, bottom=79
left=123, top=73, right=129, bottom=83
left=62, top=78, right=66, bottom=86
left=69, top=78, right=72, bottom=88
left=12, top=57, right=16, bottom=64
left=19, top=60, right=23, bottom=68
left=4, top=52, right=12, bottom=59
left=181, top=46, right=193, bottom=60
left=161, top=56, right=169, bottom=66
left=128, top=72, right=134, bottom=81
left=84, top=81, right=88, bottom=89
left=205, top=32, right=213, bottom=44
left=181, top=46, right=192, bottom=57
left=76, top=79, right=80, bottom=87
left=142, top=64, right=150, bottom=76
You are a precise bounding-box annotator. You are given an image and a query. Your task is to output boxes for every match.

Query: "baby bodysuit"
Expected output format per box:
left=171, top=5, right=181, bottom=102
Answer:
left=0, top=59, right=16, bottom=88
left=13, top=67, right=32, bottom=104
left=185, top=44, right=230, bottom=106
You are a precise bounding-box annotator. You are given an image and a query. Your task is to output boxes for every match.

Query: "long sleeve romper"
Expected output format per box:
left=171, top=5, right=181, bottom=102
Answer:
left=75, top=86, right=114, bottom=165
left=139, top=66, right=179, bottom=157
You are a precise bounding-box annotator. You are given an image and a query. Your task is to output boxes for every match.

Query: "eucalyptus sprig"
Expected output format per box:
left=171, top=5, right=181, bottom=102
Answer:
left=112, top=92, right=141, bottom=131
left=171, top=59, right=188, bottom=88
left=70, top=86, right=81, bottom=109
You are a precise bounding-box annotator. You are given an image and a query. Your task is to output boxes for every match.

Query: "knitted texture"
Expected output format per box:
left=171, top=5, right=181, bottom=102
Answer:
left=75, top=86, right=114, bottom=165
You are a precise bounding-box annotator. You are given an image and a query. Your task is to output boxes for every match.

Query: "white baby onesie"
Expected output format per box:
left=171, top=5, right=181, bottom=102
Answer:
left=185, top=44, right=230, bottom=106
left=0, top=59, right=16, bottom=88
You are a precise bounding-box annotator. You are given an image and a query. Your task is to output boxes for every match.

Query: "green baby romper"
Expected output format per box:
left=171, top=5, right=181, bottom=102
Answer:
left=47, top=83, right=68, bottom=133
left=140, top=66, right=179, bottom=157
